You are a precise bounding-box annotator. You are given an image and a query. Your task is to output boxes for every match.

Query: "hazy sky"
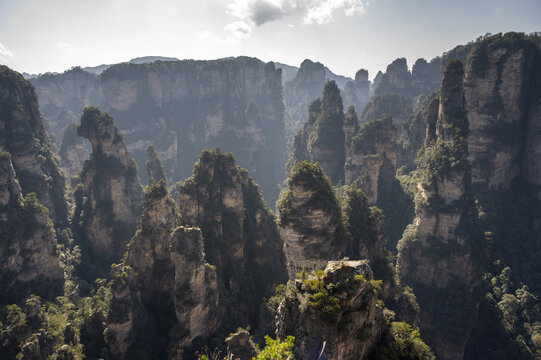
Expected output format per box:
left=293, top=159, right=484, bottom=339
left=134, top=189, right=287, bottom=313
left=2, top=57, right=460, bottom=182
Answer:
left=0, top=0, right=539, bottom=79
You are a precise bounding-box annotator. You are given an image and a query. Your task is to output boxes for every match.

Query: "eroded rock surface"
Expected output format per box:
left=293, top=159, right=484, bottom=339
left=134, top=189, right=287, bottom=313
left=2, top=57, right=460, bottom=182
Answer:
left=178, top=149, right=287, bottom=332
left=276, top=260, right=385, bottom=360
left=397, top=60, right=483, bottom=360
left=73, top=107, right=143, bottom=269
left=0, top=65, right=70, bottom=228
left=0, top=151, right=63, bottom=304
left=107, top=180, right=221, bottom=359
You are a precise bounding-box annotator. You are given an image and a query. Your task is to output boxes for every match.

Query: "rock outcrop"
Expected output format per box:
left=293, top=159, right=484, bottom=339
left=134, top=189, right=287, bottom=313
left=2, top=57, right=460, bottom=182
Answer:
left=361, top=94, right=413, bottom=134
left=283, top=59, right=327, bottom=143
left=225, top=329, right=259, bottom=360
left=345, top=115, right=414, bottom=249
left=30, top=67, right=100, bottom=145
left=374, top=57, right=441, bottom=99
left=0, top=151, right=63, bottom=304
left=178, top=149, right=287, bottom=331
left=401, top=93, right=440, bottom=169
left=345, top=116, right=398, bottom=204
left=72, top=107, right=143, bottom=272
left=411, top=58, right=442, bottom=95
left=276, top=260, right=385, bottom=360
left=343, top=69, right=371, bottom=115
left=375, top=58, right=412, bottom=96
left=464, top=33, right=540, bottom=190
left=146, top=144, right=166, bottom=183
left=344, top=106, right=359, bottom=151
left=277, top=161, right=348, bottom=278
left=107, top=180, right=221, bottom=359
left=288, top=81, right=345, bottom=183
left=0, top=65, right=70, bottom=228
left=58, top=122, right=89, bottom=178
left=397, top=59, right=483, bottom=360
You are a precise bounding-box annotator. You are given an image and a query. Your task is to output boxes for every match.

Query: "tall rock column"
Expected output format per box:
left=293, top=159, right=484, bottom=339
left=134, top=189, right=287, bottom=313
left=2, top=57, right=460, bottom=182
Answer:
left=288, top=81, right=346, bottom=183
left=464, top=34, right=537, bottom=189
left=73, top=107, right=143, bottom=269
left=277, top=161, right=348, bottom=278
left=59, top=122, right=90, bottom=178
left=276, top=260, right=386, bottom=360
left=397, top=60, right=483, bottom=359
left=0, top=65, right=70, bottom=228
left=107, top=179, right=221, bottom=359
left=343, top=69, right=371, bottom=115
left=344, top=116, right=398, bottom=204
left=146, top=144, right=167, bottom=183
left=177, top=149, right=287, bottom=331
left=0, top=151, right=63, bottom=304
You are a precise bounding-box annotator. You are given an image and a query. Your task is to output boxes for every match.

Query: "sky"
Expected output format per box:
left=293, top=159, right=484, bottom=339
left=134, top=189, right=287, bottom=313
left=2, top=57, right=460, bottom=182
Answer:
left=0, top=0, right=539, bottom=80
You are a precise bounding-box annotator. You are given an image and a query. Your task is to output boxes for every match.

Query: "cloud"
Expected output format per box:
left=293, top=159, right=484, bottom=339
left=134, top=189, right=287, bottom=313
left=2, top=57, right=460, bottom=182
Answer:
left=251, top=0, right=284, bottom=25
left=226, top=0, right=365, bottom=27
left=304, top=0, right=365, bottom=24
left=225, top=21, right=253, bottom=39
left=0, top=42, right=14, bottom=58
left=196, top=30, right=238, bottom=44
left=55, top=42, right=76, bottom=53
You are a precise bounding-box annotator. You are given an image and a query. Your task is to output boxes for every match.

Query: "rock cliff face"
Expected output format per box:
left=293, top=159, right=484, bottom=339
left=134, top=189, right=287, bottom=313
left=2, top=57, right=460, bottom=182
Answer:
left=0, top=65, right=70, bottom=228
left=283, top=59, right=327, bottom=143
left=288, top=80, right=412, bottom=251
left=397, top=60, right=483, bottom=360
left=345, top=116, right=398, bottom=204
left=225, top=329, right=259, bottom=360
left=145, top=144, right=167, bottom=183
left=288, top=81, right=345, bottom=183
left=411, top=58, right=442, bottom=95
left=464, top=33, right=540, bottom=190
left=58, top=122, right=89, bottom=178
left=287, top=98, right=321, bottom=172
left=343, top=69, right=371, bottom=116
left=276, top=260, right=385, bottom=360
left=277, top=161, right=348, bottom=278
left=375, top=58, right=412, bottom=96
left=374, top=57, right=441, bottom=99
left=32, top=57, right=286, bottom=205
left=0, top=151, right=63, bottom=304
left=361, top=94, right=413, bottom=134
left=101, top=58, right=286, bottom=203
left=401, top=94, right=440, bottom=169
left=72, top=107, right=143, bottom=271
left=107, top=180, right=221, bottom=359
left=30, top=67, right=101, bottom=145
left=345, top=116, right=414, bottom=250
left=177, top=149, right=287, bottom=331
